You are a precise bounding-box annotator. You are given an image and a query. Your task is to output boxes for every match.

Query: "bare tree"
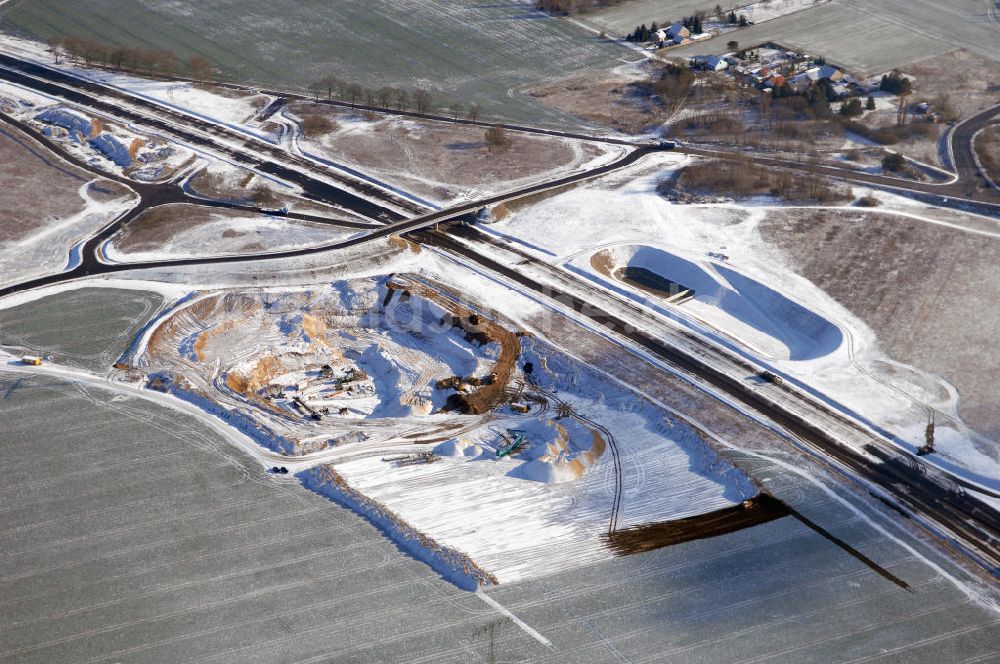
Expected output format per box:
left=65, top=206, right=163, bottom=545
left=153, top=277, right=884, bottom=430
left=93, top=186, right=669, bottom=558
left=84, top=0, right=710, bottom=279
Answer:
left=109, top=48, right=126, bottom=72
left=46, top=36, right=63, bottom=64
left=188, top=55, right=211, bottom=80
left=348, top=83, right=363, bottom=105
left=62, top=36, right=83, bottom=62
left=307, top=80, right=325, bottom=100
left=324, top=75, right=343, bottom=100
left=413, top=89, right=432, bottom=113
left=377, top=86, right=393, bottom=109
left=394, top=88, right=410, bottom=111
left=468, top=102, right=481, bottom=122
left=450, top=102, right=465, bottom=120
left=896, top=90, right=911, bottom=127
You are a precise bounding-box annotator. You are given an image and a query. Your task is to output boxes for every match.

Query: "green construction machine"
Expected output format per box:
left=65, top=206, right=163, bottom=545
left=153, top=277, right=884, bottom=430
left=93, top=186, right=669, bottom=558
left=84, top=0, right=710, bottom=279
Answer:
left=496, top=429, right=526, bottom=458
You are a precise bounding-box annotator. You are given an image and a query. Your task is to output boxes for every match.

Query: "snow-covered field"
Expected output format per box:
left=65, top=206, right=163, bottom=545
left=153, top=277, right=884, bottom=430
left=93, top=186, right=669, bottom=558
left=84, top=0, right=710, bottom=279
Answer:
left=0, top=0, right=627, bottom=126
left=580, top=0, right=829, bottom=36
left=48, top=270, right=751, bottom=585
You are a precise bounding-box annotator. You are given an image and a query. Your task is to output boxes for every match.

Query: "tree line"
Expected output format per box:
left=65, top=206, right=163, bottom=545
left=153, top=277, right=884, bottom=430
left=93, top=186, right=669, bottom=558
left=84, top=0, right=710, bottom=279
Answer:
left=305, top=75, right=482, bottom=121
left=46, top=35, right=212, bottom=80
left=534, top=0, right=627, bottom=15
left=43, top=35, right=492, bottom=124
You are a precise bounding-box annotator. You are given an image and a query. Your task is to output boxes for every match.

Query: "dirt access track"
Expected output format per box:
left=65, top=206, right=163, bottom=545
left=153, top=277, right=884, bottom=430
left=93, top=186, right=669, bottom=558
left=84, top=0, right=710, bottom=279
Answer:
left=384, top=278, right=521, bottom=414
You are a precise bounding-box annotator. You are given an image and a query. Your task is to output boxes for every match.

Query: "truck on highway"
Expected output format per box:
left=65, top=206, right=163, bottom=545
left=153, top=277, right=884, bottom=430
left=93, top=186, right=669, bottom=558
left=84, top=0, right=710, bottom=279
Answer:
left=758, top=370, right=782, bottom=385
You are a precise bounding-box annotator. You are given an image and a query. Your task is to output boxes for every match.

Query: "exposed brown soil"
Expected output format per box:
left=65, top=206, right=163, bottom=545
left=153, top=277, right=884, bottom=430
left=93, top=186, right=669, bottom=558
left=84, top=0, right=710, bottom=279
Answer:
left=606, top=494, right=790, bottom=554
left=589, top=250, right=615, bottom=278
left=113, top=204, right=229, bottom=251
left=0, top=120, right=106, bottom=242
left=112, top=203, right=342, bottom=255
left=527, top=70, right=666, bottom=134
left=227, top=354, right=285, bottom=395
left=759, top=208, right=1000, bottom=440
left=290, top=101, right=602, bottom=202
left=386, top=280, right=520, bottom=414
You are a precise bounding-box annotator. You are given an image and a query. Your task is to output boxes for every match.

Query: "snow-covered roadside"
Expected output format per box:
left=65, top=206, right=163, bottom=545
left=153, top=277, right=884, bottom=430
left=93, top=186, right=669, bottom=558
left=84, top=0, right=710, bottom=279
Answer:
left=0, top=181, right=138, bottom=288
left=0, top=33, right=274, bottom=137
left=100, top=213, right=364, bottom=264
left=295, top=111, right=629, bottom=208
left=484, top=152, right=1000, bottom=488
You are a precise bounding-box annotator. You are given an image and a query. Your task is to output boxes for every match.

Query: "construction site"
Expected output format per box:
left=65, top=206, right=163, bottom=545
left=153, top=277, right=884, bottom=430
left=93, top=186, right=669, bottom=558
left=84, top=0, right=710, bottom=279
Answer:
left=111, top=273, right=757, bottom=585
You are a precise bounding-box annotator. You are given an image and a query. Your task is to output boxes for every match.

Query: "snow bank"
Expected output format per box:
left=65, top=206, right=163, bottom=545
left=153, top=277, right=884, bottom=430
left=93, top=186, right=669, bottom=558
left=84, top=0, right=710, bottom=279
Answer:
left=587, top=243, right=843, bottom=361
left=300, top=465, right=497, bottom=591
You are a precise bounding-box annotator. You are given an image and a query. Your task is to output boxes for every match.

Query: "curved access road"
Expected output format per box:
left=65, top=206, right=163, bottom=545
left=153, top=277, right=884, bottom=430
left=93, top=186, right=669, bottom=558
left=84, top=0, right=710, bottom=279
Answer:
left=0, top=143, right=654, bottom=299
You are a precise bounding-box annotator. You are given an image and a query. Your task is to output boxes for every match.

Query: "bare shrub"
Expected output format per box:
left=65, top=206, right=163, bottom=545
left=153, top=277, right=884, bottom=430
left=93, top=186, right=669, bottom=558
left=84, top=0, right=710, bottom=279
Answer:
left=484, top=125, right=512, bottom=153
left=300, top=114, right=337, bottom=136
left=251, top=186, right=282, bottom=209
left=673, top=158, right=845, bottom=203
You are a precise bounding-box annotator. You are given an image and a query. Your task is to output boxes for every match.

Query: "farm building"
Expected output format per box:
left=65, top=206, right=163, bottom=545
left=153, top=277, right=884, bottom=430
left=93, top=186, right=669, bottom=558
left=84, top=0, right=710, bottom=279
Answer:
left=690, top=54, right=728, bottom=71
left=789, top=64, right=844, bottom=91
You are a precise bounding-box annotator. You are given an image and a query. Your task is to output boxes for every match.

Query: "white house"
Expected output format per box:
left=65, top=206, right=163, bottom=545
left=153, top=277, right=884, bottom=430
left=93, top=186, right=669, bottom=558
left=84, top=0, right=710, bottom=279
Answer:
left=690, top=54, right=728, bottom=71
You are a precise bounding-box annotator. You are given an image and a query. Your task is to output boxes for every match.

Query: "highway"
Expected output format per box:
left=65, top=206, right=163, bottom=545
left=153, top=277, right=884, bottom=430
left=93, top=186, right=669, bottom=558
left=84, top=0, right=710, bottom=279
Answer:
left=414, top=226, right=1000, bottom=575
left=1, top=48, right=999, bottom=580
left=2, top=50, right=998, bottom=219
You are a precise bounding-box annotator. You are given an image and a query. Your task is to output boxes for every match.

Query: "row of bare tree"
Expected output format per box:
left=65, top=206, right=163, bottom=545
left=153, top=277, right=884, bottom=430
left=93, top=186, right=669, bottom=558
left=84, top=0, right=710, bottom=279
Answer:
left=46, top=35, right=211, bottom=80
left=306, top=75, right=482, bottom=121
left=535, top=0, right=626, bottom=15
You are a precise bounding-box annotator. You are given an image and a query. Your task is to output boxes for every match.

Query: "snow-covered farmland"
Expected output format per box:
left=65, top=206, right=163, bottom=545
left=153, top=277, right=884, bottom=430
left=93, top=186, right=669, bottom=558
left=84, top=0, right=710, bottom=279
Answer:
left=671, top=0, right=1000, bottom=75
left=2, top=0, right=629, bottom=126
left=579, top=0, right=828, bottom=37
